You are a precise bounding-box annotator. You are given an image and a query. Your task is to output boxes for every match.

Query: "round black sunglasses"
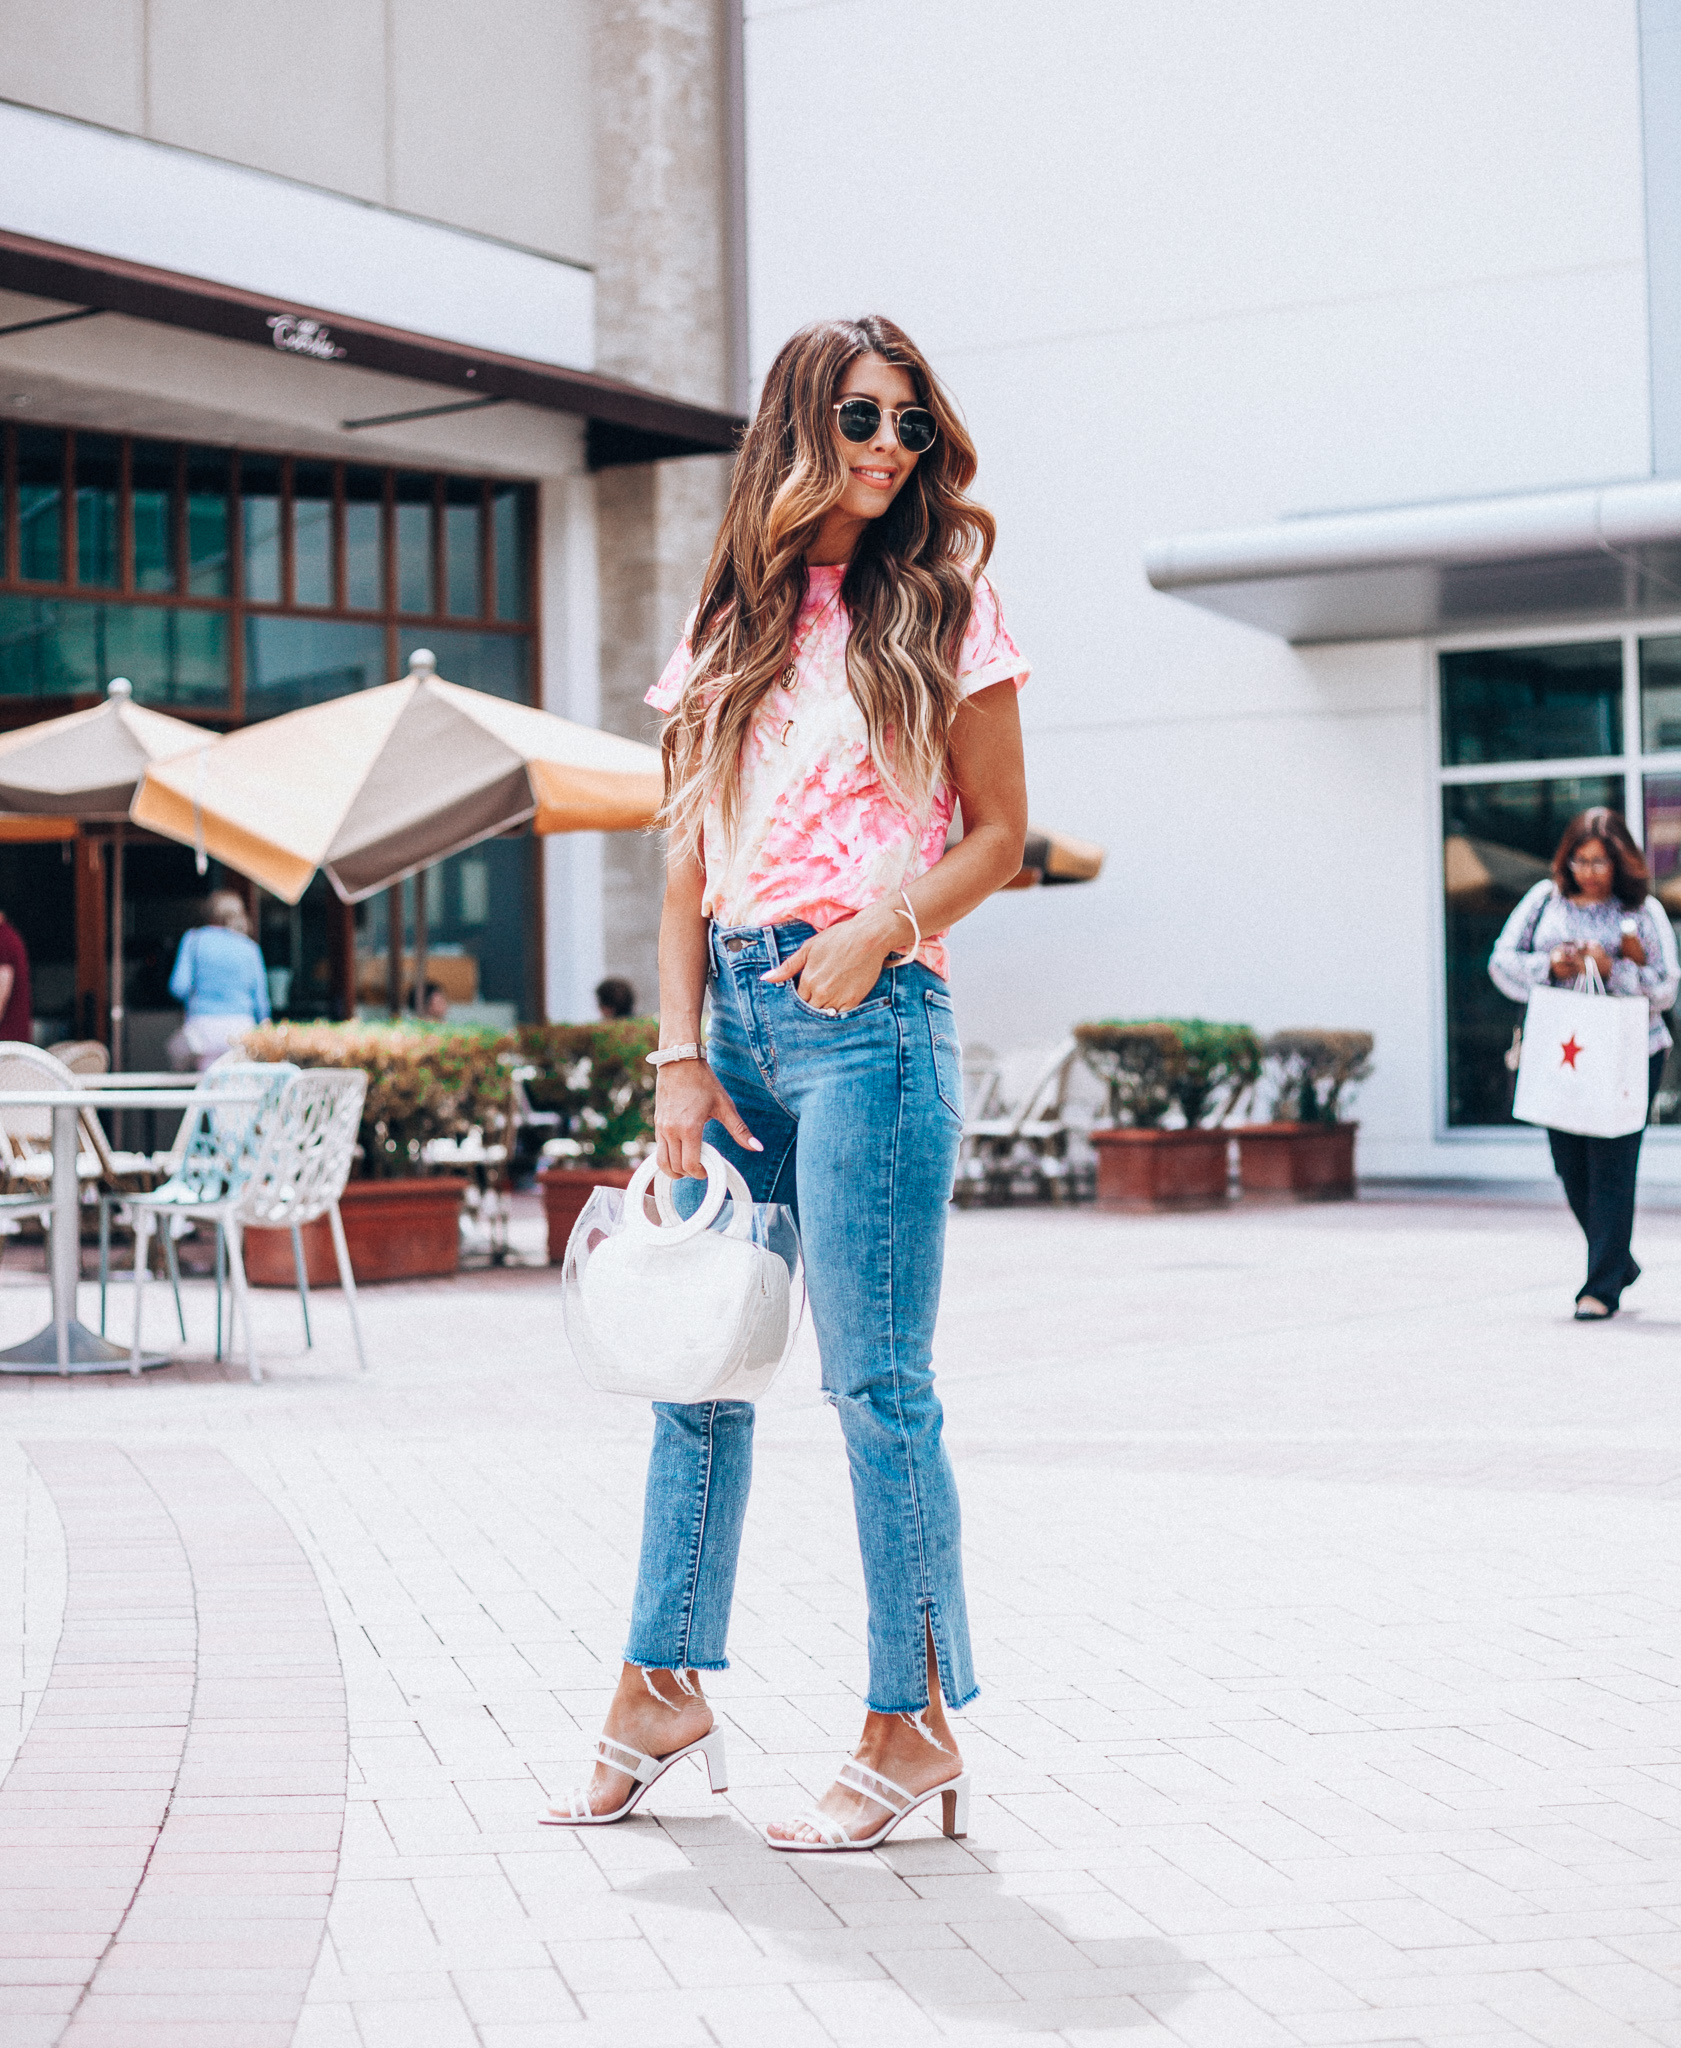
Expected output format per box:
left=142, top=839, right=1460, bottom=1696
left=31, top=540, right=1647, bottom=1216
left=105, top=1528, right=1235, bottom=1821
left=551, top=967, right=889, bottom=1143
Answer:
left=833, top=397, right=938, bottom=454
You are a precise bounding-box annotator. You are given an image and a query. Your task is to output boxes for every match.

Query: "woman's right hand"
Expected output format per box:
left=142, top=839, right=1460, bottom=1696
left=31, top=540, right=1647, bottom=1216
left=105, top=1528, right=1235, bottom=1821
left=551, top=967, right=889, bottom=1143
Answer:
left=655, top=1059, right=762, bottom=1179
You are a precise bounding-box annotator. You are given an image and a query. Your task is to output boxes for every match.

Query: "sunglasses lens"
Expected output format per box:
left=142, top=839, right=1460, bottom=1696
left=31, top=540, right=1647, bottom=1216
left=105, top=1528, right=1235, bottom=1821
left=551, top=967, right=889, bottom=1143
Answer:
left=898, top=408, right=937, bottom=453
left=836, top=399, right=880, bottom=442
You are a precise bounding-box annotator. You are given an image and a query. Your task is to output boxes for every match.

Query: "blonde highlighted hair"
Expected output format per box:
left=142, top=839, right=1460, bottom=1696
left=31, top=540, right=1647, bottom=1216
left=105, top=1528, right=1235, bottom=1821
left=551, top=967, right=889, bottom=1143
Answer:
left=659, top=316, right=995, bottom=853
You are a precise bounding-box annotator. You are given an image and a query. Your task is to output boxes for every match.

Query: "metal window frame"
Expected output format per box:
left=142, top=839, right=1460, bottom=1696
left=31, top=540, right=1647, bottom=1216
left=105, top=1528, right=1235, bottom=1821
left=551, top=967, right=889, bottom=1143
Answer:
left=0, top=418, right=537, bottom=728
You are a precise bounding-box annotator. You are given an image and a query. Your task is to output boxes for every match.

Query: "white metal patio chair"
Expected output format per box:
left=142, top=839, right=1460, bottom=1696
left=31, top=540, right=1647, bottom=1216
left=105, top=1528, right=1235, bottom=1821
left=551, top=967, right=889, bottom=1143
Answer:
left=955, top=1038, right=1080, bottom=1204
left=130, top=1068, right=367, bottom=1382
left=99, top=1061, right=299, bottom=1346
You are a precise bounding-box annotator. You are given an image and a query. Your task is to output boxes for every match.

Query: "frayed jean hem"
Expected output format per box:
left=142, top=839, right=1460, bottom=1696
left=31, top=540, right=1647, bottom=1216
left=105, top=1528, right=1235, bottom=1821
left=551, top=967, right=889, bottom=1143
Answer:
left=622, top=1649, right=730, bottom=1674
left=866, top=1681, right=980, bottom=1716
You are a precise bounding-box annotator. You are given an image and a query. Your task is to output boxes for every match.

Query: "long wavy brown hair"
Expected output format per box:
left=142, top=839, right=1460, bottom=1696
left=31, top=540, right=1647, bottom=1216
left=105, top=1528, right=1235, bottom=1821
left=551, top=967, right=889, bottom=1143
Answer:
left=659, top=315, right=996, bottom=852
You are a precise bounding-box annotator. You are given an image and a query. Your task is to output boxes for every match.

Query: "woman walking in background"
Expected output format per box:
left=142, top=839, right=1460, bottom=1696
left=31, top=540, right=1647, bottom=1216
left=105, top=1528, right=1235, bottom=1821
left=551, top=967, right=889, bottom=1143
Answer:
left=167, top=889, right=270, bottom=1071
left=1491, top=806, right=1679, bottom=1319
left=545, top=315, right=1029, bottom=1849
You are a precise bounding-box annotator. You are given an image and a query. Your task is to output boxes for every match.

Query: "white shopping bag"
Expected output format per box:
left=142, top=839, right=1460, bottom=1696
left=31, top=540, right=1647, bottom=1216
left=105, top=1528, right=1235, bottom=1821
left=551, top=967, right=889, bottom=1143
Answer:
left=1512, top=966, right=1650, bottom=1138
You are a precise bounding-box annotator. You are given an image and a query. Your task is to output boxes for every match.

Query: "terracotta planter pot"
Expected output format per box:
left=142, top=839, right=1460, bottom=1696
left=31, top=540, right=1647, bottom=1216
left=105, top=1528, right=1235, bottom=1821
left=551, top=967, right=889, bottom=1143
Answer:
left=1089, top=1127, right=1232, bottom=1210
left=1235, top=1121, right=1358, bottom=1199
left=539, top=1164, right=635, bottom=1265
left=243, top=1177, right=468, bottom=1286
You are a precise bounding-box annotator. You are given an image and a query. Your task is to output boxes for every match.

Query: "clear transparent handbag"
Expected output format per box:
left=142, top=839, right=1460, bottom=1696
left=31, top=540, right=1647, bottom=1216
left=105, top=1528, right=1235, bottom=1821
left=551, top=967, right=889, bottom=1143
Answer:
left=560, top=1143, right=805, bottom=1402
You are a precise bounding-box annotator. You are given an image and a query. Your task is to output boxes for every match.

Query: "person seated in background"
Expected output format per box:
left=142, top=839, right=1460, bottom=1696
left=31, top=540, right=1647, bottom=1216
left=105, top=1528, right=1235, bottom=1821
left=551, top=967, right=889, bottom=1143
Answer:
left=417, top=981, right=451, bottom=1022
left=595, top=976, right=637, bottom=1020
left=0, top=908, right=32, bottom=1045
left=166, top=889, right=270, bottom=1071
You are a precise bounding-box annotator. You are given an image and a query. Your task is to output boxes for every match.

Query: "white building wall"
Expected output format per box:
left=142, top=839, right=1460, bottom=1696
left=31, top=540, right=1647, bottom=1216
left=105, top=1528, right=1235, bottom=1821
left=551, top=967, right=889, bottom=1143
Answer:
left=744, top=0, right=1657, bottom=1175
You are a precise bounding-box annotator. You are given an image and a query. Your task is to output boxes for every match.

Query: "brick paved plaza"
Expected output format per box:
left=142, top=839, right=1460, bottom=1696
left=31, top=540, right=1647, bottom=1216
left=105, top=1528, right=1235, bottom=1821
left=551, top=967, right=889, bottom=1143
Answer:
left=3, top=1189, right=1680, bottom=2047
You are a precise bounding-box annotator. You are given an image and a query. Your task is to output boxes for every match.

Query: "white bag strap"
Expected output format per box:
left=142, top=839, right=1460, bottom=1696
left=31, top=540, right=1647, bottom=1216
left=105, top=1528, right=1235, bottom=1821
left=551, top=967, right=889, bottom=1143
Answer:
left=624, top=1142, right=754, bottom=1246
left=1577, top=956, right=1608, bottom=996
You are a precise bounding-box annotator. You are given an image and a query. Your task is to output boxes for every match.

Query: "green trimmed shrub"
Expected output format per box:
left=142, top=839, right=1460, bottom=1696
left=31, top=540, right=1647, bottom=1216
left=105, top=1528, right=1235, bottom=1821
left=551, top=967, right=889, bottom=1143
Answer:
left=1075, top=1019, right=1261, bottom=1128
left=1263, top=1029, right=1375, bottom=1123
left=515, top=1019, right=658, bottom=1167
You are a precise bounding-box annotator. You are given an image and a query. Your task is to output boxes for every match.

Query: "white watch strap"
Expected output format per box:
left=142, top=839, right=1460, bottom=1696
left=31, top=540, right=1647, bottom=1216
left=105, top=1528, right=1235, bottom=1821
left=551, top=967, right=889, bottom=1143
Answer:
left=646, top=1043, right=704, bottom=1068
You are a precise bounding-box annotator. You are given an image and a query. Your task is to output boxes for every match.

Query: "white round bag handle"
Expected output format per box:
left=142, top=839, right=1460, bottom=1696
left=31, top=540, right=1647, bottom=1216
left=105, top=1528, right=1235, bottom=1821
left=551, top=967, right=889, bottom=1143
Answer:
left=624, top=1142, right=754, bottom=1246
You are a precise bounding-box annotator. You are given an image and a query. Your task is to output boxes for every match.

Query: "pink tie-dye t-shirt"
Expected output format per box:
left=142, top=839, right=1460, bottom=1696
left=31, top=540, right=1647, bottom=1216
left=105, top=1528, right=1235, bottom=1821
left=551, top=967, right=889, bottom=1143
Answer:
left=646, top=567, right=1029, bottom=981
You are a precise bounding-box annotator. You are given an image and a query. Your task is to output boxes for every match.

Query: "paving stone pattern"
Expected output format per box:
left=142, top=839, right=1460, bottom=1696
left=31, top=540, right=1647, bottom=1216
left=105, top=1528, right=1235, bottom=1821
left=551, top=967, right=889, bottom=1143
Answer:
left=1, top=1191, right=1679, bottom=2046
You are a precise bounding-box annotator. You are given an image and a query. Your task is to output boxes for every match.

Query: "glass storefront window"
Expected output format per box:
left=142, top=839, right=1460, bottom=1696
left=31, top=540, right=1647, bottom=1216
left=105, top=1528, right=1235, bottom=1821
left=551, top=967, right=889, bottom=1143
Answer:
left=245, top=617, right=388, bottom=719
left=445, top=476, right=482, bottom=618
left=1440, top=640, right=1622, bottom=766
left=1640, top=635, right=1681, bottom=751
left=398, top=627, right=528, bottom=702
left=17, top=427, right=63, bottom=584
left=74, top=434, right=120, bottom=590
left=1443, top=773, right=1623, bottom=1127
left=186, top=447, right=231, bottom=597
left=130, top=442, right=177, bottom=593
left=355, top=837, right=533, bottom=1027
left=291, top=462, right=334, bottom=608
left=0, top=596, right=229, bottom=704
left=492, top=486, right=531, bottom=622
left=241, top=454, right=282, bottom=604
left=344, top=467, right=384, bottom=611
left=396, top=473, right=434, bottom=615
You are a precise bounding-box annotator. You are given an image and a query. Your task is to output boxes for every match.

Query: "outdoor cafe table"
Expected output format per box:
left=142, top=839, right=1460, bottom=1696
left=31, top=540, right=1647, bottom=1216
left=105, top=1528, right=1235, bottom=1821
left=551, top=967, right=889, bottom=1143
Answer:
left=0, top=1085, right=260, bottom=1375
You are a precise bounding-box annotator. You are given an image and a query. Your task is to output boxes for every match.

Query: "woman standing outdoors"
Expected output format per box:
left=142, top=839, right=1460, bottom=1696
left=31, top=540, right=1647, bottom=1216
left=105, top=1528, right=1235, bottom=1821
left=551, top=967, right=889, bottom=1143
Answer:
left=1490, top=807, right=1679, bottom=1318
left=166, top=889, right=271, bottom=1071
left=546, top=317, right=1029, bottom=1849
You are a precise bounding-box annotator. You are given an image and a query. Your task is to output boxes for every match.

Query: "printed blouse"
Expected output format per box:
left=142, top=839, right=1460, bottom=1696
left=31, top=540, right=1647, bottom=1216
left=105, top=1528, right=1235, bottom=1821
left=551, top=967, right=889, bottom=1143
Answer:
left=1489, top=881, right=1681, bottom=1053
left=647, top=565, right=1029, bottom=980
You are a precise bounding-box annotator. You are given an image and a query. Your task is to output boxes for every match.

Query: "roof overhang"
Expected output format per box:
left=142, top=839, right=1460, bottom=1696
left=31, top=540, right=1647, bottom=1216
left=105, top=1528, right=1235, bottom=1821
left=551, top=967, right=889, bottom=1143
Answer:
left=0, top=228, right=744, bottom=470
left=1143, top=476, right=1681, bottom=644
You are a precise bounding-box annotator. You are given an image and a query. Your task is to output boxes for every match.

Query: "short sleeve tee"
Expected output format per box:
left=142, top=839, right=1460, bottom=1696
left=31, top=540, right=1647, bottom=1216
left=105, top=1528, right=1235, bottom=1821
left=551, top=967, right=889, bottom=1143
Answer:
left=0, top=919, right=30, bottom=1043
left=647, top=567, right=1029, bottom=980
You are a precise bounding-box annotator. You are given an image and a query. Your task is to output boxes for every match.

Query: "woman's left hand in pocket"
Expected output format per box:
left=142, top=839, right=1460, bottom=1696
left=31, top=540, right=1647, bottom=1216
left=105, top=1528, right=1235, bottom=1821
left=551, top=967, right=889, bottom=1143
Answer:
left=762, top=908, right=898, bottom=1013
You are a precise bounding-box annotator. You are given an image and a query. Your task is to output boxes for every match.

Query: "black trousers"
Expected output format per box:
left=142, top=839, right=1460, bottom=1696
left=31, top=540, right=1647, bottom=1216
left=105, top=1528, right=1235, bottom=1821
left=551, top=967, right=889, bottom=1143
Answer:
left=1547, top=1050, right=1666, bottom=1308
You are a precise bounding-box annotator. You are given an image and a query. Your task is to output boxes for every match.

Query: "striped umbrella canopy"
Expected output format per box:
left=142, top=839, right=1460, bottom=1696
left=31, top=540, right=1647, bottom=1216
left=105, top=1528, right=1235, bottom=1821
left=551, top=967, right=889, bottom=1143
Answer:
left=132, top=650, right=664, bottom=906
left=0, top=678, right=214, bottom=1067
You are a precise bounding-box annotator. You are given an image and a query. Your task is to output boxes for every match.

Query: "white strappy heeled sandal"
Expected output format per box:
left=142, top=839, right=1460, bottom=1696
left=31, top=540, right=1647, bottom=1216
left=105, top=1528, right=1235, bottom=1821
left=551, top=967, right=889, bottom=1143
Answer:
left=541, top=1669, right=729, bottom=1828
left=540, top=1725, right=729, bottom=1826
left=766, top=1757, right=971, bottom=1852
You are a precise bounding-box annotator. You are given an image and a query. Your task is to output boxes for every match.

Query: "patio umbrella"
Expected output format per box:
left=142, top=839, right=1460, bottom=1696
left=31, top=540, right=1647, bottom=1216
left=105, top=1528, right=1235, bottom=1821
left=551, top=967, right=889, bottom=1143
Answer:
left=1001, top=825, right=1106, bottom=891
left=0, top=679, right=214, bottom=1067
left=131, top=650, right=665, bottom=907
left=1443, top=834, right=1550, bottom=911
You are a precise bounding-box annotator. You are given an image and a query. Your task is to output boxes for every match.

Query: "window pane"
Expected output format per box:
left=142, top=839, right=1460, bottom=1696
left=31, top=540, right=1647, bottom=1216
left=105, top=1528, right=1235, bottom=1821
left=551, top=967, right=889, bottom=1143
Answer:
left=74, top=434, right=120, bottom=590
left=241, top=454, right=282, bottom=603
left=1439, top=641, right=1623, bottom=767
left=396, top=473, right=434, bottom=614
left=100, top=603, right=230, bottom=708
left=345, top=467, right=385, bottom=610
left=0, top=594, right=88, bottom=694
left=1639, top=635, right=1681, bottom=751
left=291, top=461, right=334, bottom=607
left=444, top=477, right=482, bottom=618
left=381, top=839, right=533, bottom=1025
left=186, top=447, right=231, bottom=596
left=130, top=441, right=177, bottom=593
left=492, top=485, right=531, bottom=621
left=256, top=872, right=335, bottom=1021
left=17, top=427, right=64, bottom=583
left=244, top=615, right=388, bottom=719
left=1642, top=773, right=1681, bottom=1120
left=1443, top=774, right=1623, bottom=1126
left=399, top=628, right=528, bottom=702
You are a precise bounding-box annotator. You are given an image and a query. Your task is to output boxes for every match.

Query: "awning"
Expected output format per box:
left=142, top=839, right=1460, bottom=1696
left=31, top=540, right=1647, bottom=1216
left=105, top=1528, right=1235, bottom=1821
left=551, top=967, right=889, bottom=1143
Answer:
left=1143, top=476, right=1681, bottom=644
left=0, top=228, right=744, bottom=470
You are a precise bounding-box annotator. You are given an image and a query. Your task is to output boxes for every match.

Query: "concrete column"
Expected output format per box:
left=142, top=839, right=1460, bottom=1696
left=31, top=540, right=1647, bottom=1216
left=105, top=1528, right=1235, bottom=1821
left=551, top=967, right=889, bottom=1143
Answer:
left=540, top=471, right=607, bottom=1021
left=591, top=0, right=740, bottom=1016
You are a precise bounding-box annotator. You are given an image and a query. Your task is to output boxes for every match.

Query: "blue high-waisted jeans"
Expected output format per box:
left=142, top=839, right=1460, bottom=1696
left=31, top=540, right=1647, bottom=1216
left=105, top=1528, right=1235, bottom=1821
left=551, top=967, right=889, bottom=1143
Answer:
left=624, top=920, right=977, bottom=1714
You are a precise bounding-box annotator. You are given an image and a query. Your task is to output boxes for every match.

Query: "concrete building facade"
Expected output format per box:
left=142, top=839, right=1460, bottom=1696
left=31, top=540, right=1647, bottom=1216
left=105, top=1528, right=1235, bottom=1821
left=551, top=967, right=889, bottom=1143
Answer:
left=0, top=0, right=740, bottom=1050
left=743, top=0, right=1681, bottom=1179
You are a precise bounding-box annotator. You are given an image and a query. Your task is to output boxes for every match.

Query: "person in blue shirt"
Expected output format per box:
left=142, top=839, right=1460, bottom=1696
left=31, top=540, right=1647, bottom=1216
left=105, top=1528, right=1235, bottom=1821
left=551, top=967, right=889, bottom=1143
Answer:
left=166, top=889, right=271, bottom=1070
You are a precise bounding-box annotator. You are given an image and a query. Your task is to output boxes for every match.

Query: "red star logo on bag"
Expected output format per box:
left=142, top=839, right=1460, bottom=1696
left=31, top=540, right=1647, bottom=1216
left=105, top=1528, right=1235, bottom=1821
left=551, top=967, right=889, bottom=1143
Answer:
left=1560, top=1035, right=1583, bottom=1069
